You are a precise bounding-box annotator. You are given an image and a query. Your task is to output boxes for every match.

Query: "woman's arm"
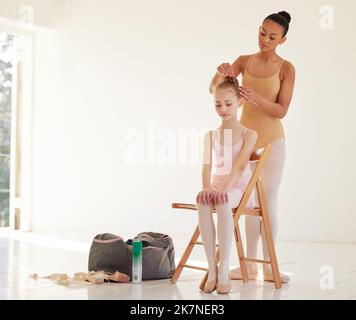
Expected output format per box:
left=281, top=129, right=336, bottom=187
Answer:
left=240, top=61, right=296, bottom=119
left=209, top=72, right=225, bottom=94
left=222, top=129, right=257, bottom=191
left=209, top=56, right=246, bottom=94
left=231, top=55, right=248, bottom=78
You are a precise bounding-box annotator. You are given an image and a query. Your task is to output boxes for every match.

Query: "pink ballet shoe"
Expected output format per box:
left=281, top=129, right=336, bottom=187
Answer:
left=262, top=266, right=290, bottom=283
left=101, top=270, right=130, bottom=283
left=202, top=264, right=218, bottom=293
left=230, top=264, right=259, bottom=280
left=216, top=265, right=231, bottom=294
left=203, top=280, right=217, bottom=293
left=216, top=275, right=231, bottom=294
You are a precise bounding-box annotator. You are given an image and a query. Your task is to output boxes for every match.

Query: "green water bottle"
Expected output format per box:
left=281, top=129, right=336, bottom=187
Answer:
left=132, top=240, right=142, bottom=284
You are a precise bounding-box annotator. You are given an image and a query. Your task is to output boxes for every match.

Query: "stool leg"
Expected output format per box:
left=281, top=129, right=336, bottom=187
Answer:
left=171, top=225, right=200, bottom=284
left=234, top=220, right=249, bottom=282
left=257, top=180, right=282, bottom=289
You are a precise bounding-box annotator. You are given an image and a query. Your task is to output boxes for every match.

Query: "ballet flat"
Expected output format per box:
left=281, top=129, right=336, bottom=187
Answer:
left=216, top=274, right=231, bottom=294
left=203, top=280, right=217, bottom=293
left=202, top=264, right=218, bottom=293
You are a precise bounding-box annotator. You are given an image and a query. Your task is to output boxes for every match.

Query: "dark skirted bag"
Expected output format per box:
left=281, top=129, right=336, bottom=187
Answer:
left=88, top=232, right=176, bottom=280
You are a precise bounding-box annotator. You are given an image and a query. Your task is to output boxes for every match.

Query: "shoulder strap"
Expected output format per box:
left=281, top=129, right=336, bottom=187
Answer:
left=277, top=58, right=285, bottom=73
left=247, top=54, right=254, bottom=66
left=211, top=129, right=216, bottom=142
left=206, top=130, right=213, bottom=165
left=245, top=54, right=254, bottom=74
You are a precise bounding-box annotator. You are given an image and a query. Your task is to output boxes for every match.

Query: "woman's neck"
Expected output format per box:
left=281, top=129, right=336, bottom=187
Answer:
left=258, top=50, right=278, bottom=62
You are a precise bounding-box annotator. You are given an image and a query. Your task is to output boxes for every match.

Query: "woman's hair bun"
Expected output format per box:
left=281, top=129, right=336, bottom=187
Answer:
left=278, top=11, right=291, bottom=23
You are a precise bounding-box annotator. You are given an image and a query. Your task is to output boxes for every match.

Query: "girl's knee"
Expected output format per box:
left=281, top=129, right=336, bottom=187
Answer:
left=197, top=201, right=212, bottom=210
left=215, top=203, right=230, bottom=213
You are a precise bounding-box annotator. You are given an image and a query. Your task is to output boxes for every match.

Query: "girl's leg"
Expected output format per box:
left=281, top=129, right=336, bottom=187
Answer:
left=215, top=188, right=244, bottom=284
left=197, top=201, right=217, bottom=283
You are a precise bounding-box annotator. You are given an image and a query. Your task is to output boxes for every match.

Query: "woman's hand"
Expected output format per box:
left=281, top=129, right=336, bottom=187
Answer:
left=239, top=86, right=258, bottom=104
left=196, top=187, right=214, bottom=206
left=217, top=63, right=235, bottom=77
left=212, top=186, right=229, bottom=206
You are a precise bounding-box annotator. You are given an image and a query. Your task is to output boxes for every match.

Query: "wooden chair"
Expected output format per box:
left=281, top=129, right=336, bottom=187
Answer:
left=170, top=143, right=282, bottom=290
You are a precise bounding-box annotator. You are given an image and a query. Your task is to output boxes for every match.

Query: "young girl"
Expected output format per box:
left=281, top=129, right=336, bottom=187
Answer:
left=196, top=76, right=257, bottom=294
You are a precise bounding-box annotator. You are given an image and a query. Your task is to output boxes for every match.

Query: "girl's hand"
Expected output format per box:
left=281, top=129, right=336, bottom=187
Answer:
left=196, top=187, right=214, bottom=206
left=239, top=86, right=257, bottom=104
left=217, top=63, right=235, bottom=77
left=212, top=187, right=229, bottom=206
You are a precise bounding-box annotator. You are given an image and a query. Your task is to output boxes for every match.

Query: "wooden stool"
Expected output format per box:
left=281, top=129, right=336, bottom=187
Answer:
left=170, top=143, right=282, bottom=290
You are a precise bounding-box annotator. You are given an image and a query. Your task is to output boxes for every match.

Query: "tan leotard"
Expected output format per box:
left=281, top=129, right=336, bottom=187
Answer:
left=241, top=54, right=285, bottom=149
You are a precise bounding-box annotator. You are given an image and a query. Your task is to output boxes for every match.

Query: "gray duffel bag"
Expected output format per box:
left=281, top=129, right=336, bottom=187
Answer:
left=88, top=232, right=176, bottom=280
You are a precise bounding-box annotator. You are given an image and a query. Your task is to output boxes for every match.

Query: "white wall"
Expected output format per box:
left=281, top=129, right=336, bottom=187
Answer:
left=3, top=0, right=355, bottom=243
left=0, top=0, right=63, bottom=28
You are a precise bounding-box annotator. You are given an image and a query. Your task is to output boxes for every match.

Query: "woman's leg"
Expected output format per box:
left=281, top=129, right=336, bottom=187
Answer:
left=244, top=160, right=260, bottom=275
left=258, top=138, right=288, bottom=281
left=197, top=201, right=217, bottom=283
left=230, top=138, right=286, bottom=280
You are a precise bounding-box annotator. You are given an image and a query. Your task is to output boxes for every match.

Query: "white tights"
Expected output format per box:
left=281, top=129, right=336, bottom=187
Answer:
left=197, top=188, right=255, bottom=284
left=197, top=137, right=286, bottom=282
left=245, top=137, right=285, bottom=272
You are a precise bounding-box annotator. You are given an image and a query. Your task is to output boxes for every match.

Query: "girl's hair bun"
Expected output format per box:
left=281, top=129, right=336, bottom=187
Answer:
left=278, top=11, right=291, bottom=23
left=225, top=76, right=239, bottom=86
left=216, top=76, right=241, bottom=98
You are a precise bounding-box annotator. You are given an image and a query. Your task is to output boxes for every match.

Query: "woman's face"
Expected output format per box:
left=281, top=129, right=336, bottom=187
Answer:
left=258, top=19, right=286, bottom=52
left=214, top=88, right=240, bottom=121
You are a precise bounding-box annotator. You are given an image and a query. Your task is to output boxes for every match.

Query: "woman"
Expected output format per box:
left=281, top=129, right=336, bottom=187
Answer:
left=209, top=11, right=296, bottom=283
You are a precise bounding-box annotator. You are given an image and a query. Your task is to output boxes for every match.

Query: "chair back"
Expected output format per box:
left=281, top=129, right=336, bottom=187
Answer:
left=235, top=144, right=272, bottom=212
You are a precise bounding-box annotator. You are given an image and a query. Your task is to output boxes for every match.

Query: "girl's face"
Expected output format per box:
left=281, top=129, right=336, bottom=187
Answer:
left=258, top=19, right=286, bottom=52
left=214, top=88, right=241, bottom=121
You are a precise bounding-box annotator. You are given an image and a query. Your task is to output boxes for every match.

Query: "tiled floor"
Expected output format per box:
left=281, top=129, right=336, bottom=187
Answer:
left=1, top=229, right=356, bottom=300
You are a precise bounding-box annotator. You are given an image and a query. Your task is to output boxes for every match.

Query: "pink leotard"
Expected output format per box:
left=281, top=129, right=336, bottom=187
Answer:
left=211, top=127, right=252, bottom=192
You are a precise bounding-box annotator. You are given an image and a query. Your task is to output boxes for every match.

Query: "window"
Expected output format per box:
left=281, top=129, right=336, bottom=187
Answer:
left=0, top=32, right=14, bottom=227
